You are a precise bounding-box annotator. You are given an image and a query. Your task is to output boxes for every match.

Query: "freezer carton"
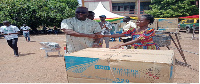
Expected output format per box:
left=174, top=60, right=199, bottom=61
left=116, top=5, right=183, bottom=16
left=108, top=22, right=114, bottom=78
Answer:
left=64, top=48, right=175, bottom=83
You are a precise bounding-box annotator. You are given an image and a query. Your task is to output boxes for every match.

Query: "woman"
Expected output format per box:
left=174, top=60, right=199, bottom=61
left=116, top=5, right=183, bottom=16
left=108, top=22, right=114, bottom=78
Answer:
left=98, top=14, right=160, bottom=50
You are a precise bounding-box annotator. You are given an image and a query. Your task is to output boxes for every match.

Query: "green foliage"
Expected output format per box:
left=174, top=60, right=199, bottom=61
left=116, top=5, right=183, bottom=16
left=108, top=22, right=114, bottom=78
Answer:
left=145, top=0, right=199, bottom=18
left=0, top=0, right=79, bottom=30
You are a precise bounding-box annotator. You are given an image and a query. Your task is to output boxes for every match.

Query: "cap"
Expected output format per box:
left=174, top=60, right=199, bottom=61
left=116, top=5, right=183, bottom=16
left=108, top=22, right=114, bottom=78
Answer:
left=99, top=15, right=106, bottom=18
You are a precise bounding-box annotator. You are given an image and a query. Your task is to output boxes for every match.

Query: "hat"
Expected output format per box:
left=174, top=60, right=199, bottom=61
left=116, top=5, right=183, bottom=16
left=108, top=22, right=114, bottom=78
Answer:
left=99, top=15, right=106, bottom=18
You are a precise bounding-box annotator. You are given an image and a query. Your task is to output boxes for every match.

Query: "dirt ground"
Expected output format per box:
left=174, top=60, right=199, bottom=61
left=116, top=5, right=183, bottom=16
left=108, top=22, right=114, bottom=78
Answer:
left=0, top=31, right=199, bottom=83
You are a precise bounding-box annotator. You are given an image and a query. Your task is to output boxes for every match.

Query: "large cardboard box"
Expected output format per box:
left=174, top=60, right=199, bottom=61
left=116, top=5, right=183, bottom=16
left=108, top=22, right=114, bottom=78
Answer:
left=64, top=48, right=175, bottom=83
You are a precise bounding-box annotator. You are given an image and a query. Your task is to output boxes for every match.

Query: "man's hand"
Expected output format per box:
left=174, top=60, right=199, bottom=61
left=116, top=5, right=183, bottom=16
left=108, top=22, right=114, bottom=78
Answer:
left=103, top=24, right=109, bottom=29
left=2, top=33, right=11, bottom=35
left=62, top=29, right=98, bottom=39
left=88, top=34, right=96, bottom=39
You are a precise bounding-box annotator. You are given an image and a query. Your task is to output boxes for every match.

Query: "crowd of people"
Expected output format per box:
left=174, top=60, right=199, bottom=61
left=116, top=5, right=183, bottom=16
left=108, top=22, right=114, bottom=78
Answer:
left=0, top=6, right=160, bottom=57
left=61, top=7, right=160, bottom=54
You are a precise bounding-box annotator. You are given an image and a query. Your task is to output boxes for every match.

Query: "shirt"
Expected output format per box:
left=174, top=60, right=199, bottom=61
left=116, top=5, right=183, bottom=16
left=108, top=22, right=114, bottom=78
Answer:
left=0, top=25, right=20, bottom=40
left=20, top=26, right=30, bottom=33
left=121, top=21, right=136, bottom=39
left=98, top=21, right=112, bottom=35
left=122, top=21, right=136, bottom=32
left=61, top=17, right=101, bottom=53
left=123, top=28, right=160, bottom=50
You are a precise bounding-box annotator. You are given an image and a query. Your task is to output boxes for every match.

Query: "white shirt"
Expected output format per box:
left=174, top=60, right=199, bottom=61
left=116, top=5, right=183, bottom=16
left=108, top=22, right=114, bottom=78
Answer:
left=20, top=26, right=30, bottom=33
left=122, top=21, right=136, bottom=32
left=120, top=21, right=136, bottom=39
left=0, top=25, right=20, bottom=40
left=61, top=17, right=101, bottom=53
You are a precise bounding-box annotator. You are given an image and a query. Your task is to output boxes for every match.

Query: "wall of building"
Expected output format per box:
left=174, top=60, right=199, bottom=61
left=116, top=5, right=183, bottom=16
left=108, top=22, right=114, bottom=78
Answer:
left=83, top=0, right=152, bottom=16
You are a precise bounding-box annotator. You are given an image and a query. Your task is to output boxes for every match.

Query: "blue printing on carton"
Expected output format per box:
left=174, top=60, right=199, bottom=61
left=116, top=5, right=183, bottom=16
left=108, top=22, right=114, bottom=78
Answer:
left=95, top=65, right=110, bottom=70
left=64, top=56, right=139, bottom=83
left=169, top=65, right=173, bottom=80
left=64, top=56, right=173, bottom=82
left=64, top=56, right=99, bottom=73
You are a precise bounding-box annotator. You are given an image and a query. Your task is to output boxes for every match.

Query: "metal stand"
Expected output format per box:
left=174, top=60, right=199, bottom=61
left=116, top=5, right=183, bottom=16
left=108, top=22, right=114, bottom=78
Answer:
left=166, top=32, right=188, bottom=65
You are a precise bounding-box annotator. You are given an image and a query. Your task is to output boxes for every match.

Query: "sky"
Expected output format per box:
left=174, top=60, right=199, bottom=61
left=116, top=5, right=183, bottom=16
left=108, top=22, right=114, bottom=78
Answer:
left=77, top=0, right=82, bottom=5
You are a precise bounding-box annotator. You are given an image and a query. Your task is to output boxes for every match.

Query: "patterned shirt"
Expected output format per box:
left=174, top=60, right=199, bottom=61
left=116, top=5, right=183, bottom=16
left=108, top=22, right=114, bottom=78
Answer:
left=98, top=21, right=112, bottom=35
left=123, top=28, right=160, bottom=50
left=61, top=17, right=101, bottom=53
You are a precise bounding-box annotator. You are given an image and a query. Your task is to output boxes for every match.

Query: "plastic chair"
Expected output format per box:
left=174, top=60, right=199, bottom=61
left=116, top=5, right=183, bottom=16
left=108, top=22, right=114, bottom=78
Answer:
left=110, top=31, right=116, bottom=41
left=116, top=29, right=123, bottom=42
left=109, top=26, right=116, bottom=42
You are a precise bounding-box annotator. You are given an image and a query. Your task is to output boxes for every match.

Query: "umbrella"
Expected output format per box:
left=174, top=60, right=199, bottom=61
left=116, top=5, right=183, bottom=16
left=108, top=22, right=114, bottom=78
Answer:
left=179, top=15, right=199, bottom=19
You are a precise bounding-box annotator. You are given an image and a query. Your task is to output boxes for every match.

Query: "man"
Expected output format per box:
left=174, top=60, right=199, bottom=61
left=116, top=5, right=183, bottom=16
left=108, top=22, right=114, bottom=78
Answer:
left=87, top=11, right=102, bottom=48
left=98, top=15, right=112, bottom=48
left=120, top=16, right=136, bottom=43
left=87, top=11, right=95, bottom=20
left=53, top=26, right=58, bottom=35
left=61, top=7, right=101, bottom=53
left=20, top=24, right=31, bottom=42
left=0, top=21, right=20, bottom=57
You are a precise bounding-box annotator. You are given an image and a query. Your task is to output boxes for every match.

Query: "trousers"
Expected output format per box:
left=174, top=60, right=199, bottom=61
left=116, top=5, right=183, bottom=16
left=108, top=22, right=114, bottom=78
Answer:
left=100, top=37, right=110, bottom=48
left=23, top=32, right=30, bottom=41
left=7, top=38, right=18, bottom=55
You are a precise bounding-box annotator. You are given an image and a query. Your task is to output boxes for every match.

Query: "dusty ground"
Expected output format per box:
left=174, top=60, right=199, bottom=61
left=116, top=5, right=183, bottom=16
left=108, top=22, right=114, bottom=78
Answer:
left=0, top=31, right=199, bottom=83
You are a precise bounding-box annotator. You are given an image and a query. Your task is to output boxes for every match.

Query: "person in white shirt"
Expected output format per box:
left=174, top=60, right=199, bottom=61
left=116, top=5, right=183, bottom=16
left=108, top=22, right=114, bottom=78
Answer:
left=0, top=21, right=20, bottom=57
left=120, top=16, right=136, bottom=43
left=61, top=7, right=101, bottom=53
left=20, top=24, right=31, bottom=42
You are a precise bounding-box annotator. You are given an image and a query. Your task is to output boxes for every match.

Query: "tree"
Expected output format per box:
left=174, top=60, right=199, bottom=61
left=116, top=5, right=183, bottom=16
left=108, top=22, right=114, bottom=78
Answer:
left=0, top=0, right=79, bottom=31
left=145, top=0, right=199, bottom=18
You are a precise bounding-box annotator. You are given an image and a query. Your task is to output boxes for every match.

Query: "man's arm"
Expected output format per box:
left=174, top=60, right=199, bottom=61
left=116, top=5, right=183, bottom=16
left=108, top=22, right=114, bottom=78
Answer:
left=94, top=32, right=101, bottom=43
left=110, top=39, right=141, bottom=49
left=10, top=31, right=20, bottom=34
left=62, top=29, right=95, bottom=38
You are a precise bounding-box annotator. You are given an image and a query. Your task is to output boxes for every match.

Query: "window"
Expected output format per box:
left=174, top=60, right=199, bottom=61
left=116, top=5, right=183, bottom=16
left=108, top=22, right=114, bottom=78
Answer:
left=124, top=5, right=130, bottom=11
left=186, top=20, right=194, bottom=23
left=112, top=2, right=135, bottom=13
left=140, top=2, right=151, bottom=14
left=112, top=6, right=118, bottom=11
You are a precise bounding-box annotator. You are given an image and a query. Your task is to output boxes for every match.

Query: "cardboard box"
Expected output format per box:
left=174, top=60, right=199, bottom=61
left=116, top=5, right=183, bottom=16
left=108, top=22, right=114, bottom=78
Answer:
left=68, top=77, right=107, bottom=83
left=64, top=48, right=175, bottom=83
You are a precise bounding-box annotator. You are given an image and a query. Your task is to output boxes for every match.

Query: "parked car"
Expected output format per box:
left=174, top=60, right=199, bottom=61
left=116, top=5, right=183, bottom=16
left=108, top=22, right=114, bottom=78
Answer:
left=178, top=19, right=199, bottom=33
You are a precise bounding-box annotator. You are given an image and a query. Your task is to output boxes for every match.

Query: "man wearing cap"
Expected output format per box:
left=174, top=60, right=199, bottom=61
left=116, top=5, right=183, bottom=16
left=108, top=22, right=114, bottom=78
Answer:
left=61, top=7, right=101, bottom=53
left=99, top=15, right=112, bottom=48
left=0, top=21, right=20, bottom=57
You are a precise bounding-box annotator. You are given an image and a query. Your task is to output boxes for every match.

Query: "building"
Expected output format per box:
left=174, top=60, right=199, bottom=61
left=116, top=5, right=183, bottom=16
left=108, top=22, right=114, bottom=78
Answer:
left=82, top=0, right=152, bottom=16
left=82, top=0, right=199, bottom=17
